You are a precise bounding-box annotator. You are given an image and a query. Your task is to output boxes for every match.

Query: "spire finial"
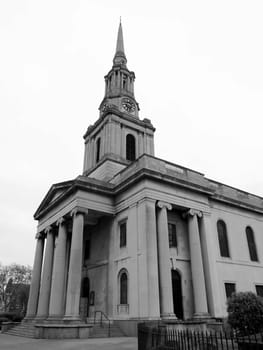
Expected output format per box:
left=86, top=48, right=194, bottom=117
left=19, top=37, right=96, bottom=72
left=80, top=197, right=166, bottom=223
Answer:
left=113, top=20, right=127, bottom=66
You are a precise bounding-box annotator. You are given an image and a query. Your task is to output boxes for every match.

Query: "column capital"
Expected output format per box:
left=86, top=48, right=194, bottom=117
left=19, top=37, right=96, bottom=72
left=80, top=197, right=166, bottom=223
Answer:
left=56, top=217, right=66, bottom=226
left=157, top=201, right=172, bottom=211
left=70, top=207, right=88, bottom=218
left=183, top=208, right=203, bottom=219
left=44, top=226, right=53, bottom=235
left=35, top=232, right=44, bottom=239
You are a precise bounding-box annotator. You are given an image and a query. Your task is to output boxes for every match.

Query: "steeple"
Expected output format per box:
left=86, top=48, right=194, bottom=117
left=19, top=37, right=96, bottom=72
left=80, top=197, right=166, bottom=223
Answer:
left=113, top=20, right=127, bottom=67
left=82, top=22, right=155, bottom=179
left=99, top=21, right=139, bottom=118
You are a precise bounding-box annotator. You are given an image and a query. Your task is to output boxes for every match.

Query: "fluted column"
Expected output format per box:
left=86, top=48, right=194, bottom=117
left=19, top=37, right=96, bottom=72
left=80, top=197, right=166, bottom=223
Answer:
left=36, top=226, right=55, bottom=319
left=48, top=218, right=68, bottom=320
left=184, top=209, right=209, bottom=317
left=24, top=232, right=45, bottom=320
left=156, top=201, right=175, bottom=318
left=64, top=209, right=85, bottom=321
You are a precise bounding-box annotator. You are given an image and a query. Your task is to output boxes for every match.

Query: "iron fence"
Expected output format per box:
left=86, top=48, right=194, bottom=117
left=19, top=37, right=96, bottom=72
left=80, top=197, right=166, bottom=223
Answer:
left=138, top=324, right=263, bottom=350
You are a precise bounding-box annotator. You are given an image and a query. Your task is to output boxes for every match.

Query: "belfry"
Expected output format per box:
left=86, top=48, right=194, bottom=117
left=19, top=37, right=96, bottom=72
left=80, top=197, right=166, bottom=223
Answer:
left=18, top=22, right=263, bottom=338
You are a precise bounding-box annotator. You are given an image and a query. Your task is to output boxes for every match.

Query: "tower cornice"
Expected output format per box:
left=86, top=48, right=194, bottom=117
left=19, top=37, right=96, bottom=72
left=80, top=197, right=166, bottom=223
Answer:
left=83, top=108, right=155, bottom=140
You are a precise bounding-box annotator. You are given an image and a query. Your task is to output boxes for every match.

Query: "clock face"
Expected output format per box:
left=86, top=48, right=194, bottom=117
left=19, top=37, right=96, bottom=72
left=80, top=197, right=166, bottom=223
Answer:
left=122, top=98, right=135, bottom=113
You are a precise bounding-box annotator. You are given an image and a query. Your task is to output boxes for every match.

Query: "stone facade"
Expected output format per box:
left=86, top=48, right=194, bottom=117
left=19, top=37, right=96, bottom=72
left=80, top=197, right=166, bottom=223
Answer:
left=25, top=22, right=263, bottom=337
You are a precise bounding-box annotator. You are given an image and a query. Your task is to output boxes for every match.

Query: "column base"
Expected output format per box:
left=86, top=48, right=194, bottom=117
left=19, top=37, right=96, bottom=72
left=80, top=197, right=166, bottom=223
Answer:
left=161, top=313, right=177, bottom=320
left=34, top=315, right=48, bottom=323
left=63, top=315, right=82, bottom=324
left=44, top=315, right=65, bottom=324
left=23, top=316, right=37, bottom=323
left=192, top=312, right=211, bottom=320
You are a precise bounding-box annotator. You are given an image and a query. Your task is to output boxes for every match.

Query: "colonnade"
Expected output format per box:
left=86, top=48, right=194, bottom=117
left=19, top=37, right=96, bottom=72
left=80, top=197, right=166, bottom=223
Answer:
left=26, top=200, right=214, bottom=323
left=25, top=209, right=86, bottom=322
left=156, top=201, right=210, bottom=318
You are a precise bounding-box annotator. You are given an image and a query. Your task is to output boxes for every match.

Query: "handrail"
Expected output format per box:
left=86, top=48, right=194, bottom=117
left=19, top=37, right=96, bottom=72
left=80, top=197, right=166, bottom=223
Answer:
left=93, top=310, right=111, bottom=337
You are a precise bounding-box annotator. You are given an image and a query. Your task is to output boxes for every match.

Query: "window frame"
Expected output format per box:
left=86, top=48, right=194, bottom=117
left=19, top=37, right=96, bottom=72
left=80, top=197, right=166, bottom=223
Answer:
left=119, top=269, right=128, bottom=305
left=119, top=221, right=127, bottom=248
left=217, top=220, right=230, bottom=258
left=224, top=282, right=236, bottom=299
left=246, top=226, right=258, bottom=262
left=96, top=137, right=101, bottom=163
left=255, top=284, right=263, bottom=298
left=168, top=222, right=177, bottom=248
left=126, top=133, right=136, bottom=161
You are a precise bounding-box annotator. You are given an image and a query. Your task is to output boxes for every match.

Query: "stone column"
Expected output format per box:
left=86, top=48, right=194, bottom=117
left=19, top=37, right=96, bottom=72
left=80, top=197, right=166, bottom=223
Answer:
left=199, top=213, right=221, bottom=317
left=36, top=226, right=55, bottom=319
left=48, top=218, right=68, bottom=320
left=24, top=232, right=45, bottom=320
left=184, top=209, right=209, bottom=317
left=137, top=198, right=160, bottom=318
left=156, top=201, right=175, bottom=318
left=64, top=209, right=85, bottom=321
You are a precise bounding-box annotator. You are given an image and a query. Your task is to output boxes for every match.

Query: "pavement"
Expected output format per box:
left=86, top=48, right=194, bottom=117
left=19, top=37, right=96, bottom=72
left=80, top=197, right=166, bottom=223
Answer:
left=0, top=334, right=137, bottom=350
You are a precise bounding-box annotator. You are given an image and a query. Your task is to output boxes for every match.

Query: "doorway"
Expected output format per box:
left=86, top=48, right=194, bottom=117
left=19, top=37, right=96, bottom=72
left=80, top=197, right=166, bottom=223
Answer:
left=171, top=270, right=184, bottom=319
left=81, top=277, right=90, bottom=317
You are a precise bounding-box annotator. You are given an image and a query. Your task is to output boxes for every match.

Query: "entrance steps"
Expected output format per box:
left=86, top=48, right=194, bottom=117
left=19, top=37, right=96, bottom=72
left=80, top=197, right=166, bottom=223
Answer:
left=3, top=322, right=36, bottom=338
left=2, top=321, right=125, bottom=339
left=89, top=323, right=125, bottom=338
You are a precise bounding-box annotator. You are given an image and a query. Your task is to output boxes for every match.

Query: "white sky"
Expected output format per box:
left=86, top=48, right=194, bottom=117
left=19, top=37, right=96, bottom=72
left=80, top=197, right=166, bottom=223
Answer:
left=1, top=0, right=263, bottom=266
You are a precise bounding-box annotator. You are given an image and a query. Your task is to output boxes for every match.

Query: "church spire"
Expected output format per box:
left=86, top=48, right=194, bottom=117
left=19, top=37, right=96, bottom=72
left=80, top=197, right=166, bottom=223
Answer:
left=113, top=20, right=127, bottom=67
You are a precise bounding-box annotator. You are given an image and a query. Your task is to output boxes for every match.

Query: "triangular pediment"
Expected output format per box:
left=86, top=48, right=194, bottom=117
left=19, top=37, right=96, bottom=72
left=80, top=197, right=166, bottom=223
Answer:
left=34, top=180, right=74, bottom=219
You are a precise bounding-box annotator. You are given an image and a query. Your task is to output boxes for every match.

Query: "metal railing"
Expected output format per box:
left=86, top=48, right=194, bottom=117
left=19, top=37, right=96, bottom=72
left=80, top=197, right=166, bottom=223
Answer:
left=138, top=325, right=263, bottom=350
left=93, top=310, right=111, bottom=337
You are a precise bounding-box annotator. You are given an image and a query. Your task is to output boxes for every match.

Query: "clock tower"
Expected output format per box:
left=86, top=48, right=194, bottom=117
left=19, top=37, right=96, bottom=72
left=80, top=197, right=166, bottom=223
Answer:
left=83, top=21, right=155, bottom=181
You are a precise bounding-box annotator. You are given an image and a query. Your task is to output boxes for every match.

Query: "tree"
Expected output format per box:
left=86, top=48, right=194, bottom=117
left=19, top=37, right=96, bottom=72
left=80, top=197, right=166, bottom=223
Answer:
left=227, top=291, right=263, bottom=335
left=0, top=263, right=32, bottom=315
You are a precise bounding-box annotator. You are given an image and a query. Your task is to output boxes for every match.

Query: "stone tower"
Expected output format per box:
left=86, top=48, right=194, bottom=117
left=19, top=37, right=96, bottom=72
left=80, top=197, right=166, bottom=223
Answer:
left=83, top=21, right=155, bottom=181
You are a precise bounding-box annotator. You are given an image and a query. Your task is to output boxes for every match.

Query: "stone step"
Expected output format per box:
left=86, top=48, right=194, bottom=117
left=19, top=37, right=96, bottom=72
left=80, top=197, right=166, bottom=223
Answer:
left=3, top=323, right=36, bottom=338
left=89, top=323, right=125, bottom=338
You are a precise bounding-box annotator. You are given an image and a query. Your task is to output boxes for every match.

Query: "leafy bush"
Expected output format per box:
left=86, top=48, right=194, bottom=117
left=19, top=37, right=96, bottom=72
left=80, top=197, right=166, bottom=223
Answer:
left=227, top=292, right=263, bottom=335
left=0, top=312, right=23, bottom=322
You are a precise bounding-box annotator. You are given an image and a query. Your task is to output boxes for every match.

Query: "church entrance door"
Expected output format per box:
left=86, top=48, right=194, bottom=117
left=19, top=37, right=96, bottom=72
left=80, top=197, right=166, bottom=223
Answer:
left=171, top=270, right=184, bottom=319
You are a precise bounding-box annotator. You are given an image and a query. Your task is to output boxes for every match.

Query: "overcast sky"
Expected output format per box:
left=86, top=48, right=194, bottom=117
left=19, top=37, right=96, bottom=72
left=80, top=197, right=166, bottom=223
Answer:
left=1, top=0, right=263, bottom=266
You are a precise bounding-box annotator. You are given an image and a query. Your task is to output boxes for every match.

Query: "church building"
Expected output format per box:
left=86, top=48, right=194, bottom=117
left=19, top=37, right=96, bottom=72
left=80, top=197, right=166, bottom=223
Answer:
left=24, top=22, right=263, bottom=337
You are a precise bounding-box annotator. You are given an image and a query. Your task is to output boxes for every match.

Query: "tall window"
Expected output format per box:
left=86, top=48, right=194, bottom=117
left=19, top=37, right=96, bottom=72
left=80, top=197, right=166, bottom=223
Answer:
left=225, top=283, right=236, bottom=299
left=217, top=220, right=230, bottom=257
left=126, top=134, right=136, bottom=161
left=120, top=271, right=128, bottom=304
left=168, top=223, right=177, bottom=248
left=120, top=222, right=127, bottom=248
left=96, top=138, right=101, bottom=163
left=246, top=226, right=258, bottom=262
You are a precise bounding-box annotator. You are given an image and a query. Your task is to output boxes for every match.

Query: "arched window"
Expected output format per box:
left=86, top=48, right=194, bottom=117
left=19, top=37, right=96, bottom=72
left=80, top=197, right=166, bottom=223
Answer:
left=96, top=138, right=101, bottom=163
left=119, top=271, right=128, bottom=305
left=246, top=226, right=258, bottom=261
left=217, top=220, right=230, bottom=257
left=126, top=134, right=136, bottom=161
